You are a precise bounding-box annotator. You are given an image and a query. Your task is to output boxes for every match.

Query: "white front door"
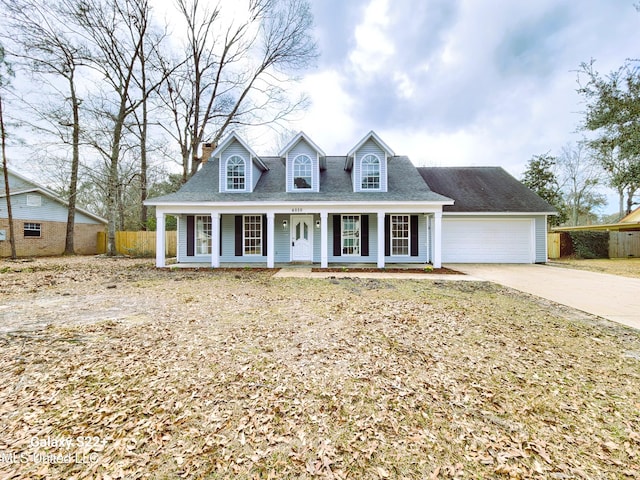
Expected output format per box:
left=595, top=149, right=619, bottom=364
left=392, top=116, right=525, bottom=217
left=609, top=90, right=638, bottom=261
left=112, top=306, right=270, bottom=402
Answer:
left=291, top=215, right=314, bottom=261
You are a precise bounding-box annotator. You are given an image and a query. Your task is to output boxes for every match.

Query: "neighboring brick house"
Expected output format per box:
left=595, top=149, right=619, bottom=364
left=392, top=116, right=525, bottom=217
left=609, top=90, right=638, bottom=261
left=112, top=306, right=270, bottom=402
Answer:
left=1, top=169, right=106, bottom=257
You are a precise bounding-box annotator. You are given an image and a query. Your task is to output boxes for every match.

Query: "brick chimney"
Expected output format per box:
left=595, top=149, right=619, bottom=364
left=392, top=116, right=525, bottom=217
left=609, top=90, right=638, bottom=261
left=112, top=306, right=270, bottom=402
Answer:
left=201, top=142, right=216, bottom=165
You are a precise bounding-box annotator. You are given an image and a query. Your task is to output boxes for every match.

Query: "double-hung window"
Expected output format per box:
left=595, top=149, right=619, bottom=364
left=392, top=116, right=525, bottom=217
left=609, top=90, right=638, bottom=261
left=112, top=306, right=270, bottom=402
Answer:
left=24, top=223, right=41, bottom=238
left=293, top=155, right=312, bottom=189
left=226, top=155, right=246, bottom=190
left=361, top=154, right=380, bottom=189
left=390, top=215, right=410, bottom=256
left=341, top=215, right=360, bottom=256
left=196, top=215, right=212, bottom=255
left=243, top=215, right=262, bottom=255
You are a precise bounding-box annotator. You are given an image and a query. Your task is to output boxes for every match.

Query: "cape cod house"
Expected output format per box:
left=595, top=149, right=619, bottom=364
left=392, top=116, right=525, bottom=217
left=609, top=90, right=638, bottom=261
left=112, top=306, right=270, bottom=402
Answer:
left=145, top=131, right=555, bottom=268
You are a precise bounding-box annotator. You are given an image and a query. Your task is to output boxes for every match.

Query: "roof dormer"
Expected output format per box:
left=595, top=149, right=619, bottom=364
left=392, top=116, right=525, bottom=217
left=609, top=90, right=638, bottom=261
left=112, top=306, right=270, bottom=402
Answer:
left=279, top=132, right=325, bottom=193
left=345, top=131, right=395, bottom=193
left=211, top=132, right=268, bottom=193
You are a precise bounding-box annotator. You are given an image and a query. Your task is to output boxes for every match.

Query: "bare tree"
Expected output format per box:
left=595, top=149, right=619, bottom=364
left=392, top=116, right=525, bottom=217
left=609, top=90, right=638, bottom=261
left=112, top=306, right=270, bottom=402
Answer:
left=557, top=142, right=606, bottom=226
left=1, top=0, right=92, bottom=254
left=0, top=42, right=16, bottom=258
left=159, top=0, right=317, bottom=181
left=127, top=11, right=170, bottom=231
left=62, top=0, right=170, bottom=255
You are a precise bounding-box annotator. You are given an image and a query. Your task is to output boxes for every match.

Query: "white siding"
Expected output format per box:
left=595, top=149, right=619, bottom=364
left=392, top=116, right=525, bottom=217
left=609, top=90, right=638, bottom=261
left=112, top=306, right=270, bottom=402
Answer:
left=219, top=139, right=252, bottom=193
left=3, top=172, right=35, bottom=193
left=252, top=162, right=262, bottom=190
left=353, top=139, right=387, bottom=193
left=0, top=192, right=101, bottom=224
left=274, top=214, right=291, bottom=262
left=286, top=139, right=320, bottom=192
left=326, top=214, right=426, bottom=264
left=176, top=215, right=211, bottom=263
left=384, top=215, right=427, bottom=264
left=534, top=216, right=548, bottom=263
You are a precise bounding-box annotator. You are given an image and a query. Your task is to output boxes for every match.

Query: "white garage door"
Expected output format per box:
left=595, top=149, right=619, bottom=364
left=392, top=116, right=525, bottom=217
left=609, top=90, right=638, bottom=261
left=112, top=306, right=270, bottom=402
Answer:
left=442, top=218, right=534, bottom=263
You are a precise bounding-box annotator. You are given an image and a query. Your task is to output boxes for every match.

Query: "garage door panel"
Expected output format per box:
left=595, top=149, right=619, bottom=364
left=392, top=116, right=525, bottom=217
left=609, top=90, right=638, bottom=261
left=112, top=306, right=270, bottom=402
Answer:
left=442, top=218, right=533, bottom=263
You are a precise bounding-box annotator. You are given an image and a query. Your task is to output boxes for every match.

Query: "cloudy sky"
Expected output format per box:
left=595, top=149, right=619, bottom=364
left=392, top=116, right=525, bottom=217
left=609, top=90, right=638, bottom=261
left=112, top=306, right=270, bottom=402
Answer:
left=276, top=0, right=638, bottom=211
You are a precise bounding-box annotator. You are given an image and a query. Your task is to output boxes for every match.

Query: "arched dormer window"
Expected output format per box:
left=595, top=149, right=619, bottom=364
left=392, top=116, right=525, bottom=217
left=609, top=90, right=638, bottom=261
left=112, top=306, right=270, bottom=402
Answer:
left=293, top=154, right=312, bottom=189
left=226, top=155, right=246, bottom=190
left=361, top=154, right=380, bottom=189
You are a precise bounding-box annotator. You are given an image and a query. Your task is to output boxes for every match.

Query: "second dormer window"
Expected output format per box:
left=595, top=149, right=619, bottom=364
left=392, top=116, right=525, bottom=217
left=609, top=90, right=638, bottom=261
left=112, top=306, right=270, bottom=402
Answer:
left=293, top=155, right=312, bottom=189
left=361, top=154, right=380, bottom=189
left=226, top=155, right=246, bottom=190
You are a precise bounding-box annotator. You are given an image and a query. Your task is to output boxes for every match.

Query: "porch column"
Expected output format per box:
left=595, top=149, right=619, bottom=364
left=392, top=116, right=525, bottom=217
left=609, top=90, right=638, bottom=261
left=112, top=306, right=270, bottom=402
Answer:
left=175, top=215, right=181, bottom=264
left=433, top=211, right=442, bottom=268
left=320, top=211, right=328, bottom=268
left=266, top=212, right=275, bottom=268
left=377, top=211, right=385, bottom=268
left=211, top=212, right=220, bottom=268
left=425, top=214, right=430, bottom=264
left=155, top=212, right=166, bottom=268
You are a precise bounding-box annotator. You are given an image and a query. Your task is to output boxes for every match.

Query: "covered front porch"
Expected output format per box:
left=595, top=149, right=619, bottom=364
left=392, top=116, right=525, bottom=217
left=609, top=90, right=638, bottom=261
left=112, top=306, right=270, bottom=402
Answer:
left=154, top=207, right=444, bottom=269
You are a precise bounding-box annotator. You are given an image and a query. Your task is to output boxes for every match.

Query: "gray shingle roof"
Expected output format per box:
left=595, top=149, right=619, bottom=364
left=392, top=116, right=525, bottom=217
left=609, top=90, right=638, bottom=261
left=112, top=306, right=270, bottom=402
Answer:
left=147, top=156, right=452, bottom=204
left=418, top=167, right=556, bottom=213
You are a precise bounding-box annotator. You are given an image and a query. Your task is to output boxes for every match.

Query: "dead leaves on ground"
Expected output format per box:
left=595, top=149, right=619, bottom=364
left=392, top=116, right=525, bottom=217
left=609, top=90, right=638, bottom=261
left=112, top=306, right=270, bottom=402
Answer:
left=0, top=259, right=639, bottom=478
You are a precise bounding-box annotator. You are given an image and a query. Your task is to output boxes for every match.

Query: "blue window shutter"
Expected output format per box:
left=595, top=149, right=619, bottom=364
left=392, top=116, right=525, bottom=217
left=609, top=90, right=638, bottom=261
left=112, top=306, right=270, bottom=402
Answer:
left=333, top=214, right=341, bottom=256
left=361, top=215, right=369, bottom=256
left=187, top=216, right=195, bottom=257
left=410, top=215, right=419, bottom=256
left=235, top=216, right=243, bottom=256
left=262, top=215, right=267, bottom=256
left=384, top=215, right=390, bottom=256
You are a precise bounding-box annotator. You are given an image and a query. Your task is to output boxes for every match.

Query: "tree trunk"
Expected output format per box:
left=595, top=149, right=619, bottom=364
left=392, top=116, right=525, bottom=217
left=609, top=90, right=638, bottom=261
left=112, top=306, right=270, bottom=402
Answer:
left=106, top=109, right=125, bottom=256
left=618, top=187, right=625, bottom=219
left=139, top=39, right=148, bottom=231
left=626, top=187, right=634, bottom=215
left=0, top=95, right=16, bottom=259
left=64, top=78, right=80, bottom=255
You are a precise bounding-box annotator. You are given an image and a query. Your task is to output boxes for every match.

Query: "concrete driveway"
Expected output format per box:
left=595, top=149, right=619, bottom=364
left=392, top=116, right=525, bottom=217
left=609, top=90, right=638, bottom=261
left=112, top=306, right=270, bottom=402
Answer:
left=449, top=264, right=640, bottom=330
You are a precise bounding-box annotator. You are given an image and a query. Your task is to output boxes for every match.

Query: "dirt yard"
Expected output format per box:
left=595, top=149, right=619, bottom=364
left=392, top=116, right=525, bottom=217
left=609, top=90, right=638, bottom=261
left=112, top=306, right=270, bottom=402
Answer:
left=0, top=256, right=639, bottom=479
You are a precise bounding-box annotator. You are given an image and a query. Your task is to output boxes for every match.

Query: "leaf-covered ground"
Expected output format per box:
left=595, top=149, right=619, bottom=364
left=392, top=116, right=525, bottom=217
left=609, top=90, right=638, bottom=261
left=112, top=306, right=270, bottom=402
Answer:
left=0, top=257, right=639, bottom=479
left=550, top=258, right=640, bottom=279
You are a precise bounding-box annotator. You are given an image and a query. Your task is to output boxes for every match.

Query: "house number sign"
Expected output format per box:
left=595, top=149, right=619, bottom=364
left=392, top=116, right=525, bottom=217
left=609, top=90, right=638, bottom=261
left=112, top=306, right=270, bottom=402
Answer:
left=291, top=208, right=303, bottom=213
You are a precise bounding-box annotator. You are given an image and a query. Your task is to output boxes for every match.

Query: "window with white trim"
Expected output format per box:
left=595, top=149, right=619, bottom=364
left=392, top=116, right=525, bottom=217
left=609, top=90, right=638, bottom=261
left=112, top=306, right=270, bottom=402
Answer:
left=196, top=215, right=212, bottom=255
left=293, top=155, right=312, bottom=189
left=243, top=215, right=262, bottom=255
left=391, top=215, right=409, bottom=256
left=226, top=155, right=246, bottom=190
left=361, top=154, right=380, bottom=189
left=24, top=222, right=41, bottom=238
left=342, top=215, right=360, bottom=256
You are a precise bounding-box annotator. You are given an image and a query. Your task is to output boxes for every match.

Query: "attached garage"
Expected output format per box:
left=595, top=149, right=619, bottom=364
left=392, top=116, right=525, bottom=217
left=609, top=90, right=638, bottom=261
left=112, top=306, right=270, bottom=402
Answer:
left=418, top=167, right=557, bottom=264
left=442, top=217, right=534, bottom=263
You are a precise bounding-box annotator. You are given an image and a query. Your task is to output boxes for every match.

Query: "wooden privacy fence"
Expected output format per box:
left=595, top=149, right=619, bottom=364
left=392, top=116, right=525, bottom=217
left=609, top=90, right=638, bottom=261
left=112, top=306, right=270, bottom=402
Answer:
left=97, top=231, right=177, bottom=257
left=609, top=231, right=640, bottom=258
left=548, top=231, right=640, bottom=259
left=547, top=233, right=561, bottom=259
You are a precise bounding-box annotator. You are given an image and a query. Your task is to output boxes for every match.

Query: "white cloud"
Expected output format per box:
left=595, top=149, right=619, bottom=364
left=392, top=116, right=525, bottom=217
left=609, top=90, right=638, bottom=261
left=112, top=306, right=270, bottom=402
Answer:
left=290, top=70, right=358, bottom=152
left=393, top=72, right=415, bottom=99
left=348, top=0, right=395, bottom=75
